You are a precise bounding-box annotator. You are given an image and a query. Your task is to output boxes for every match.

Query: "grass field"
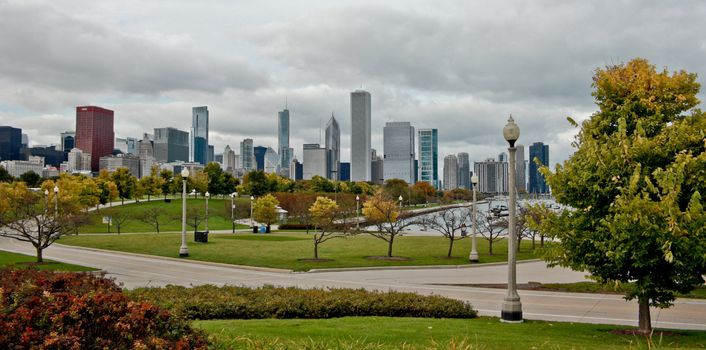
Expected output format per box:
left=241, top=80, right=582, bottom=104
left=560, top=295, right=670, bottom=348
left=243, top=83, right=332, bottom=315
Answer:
left=81, top=198, right=251, bottom=233
left=196, top=316, right=706, bottom=349
left=59, top=232, right=537, bottom=271
left=0, top=250, right=97, bottom=271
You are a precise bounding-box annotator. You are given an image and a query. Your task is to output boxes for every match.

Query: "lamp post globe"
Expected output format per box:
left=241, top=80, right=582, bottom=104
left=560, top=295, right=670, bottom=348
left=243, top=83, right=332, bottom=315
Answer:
left=53, top=185, right=59, bottom=216
left=230, top=192, right=237, bottom=233
left=469, top=175, right=479, bottom=263
left=398, top=195, right=403, bottom=209
left=250, top=195, right=255, bottom=232
left=204, top=191, right=210, bottom=232
left=355, top=195, right=360, bottom=230
left=501, top=114, right=523, bottom=323
left=179, top=168, right=190, bottom=257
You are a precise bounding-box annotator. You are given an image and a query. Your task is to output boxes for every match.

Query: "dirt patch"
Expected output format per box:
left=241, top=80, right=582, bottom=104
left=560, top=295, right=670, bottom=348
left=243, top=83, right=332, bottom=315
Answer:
left=610, top=329, right=683, bottom=337
left=297, top=258, right=334, bottom=263
left=365, top=256, right=413, bottom=261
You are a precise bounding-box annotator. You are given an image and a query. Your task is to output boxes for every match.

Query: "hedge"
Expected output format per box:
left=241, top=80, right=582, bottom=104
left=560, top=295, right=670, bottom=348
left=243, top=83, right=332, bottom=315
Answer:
left=0, top=268, right=208, bottom=350
left=127, top=284, right=477, bottom=320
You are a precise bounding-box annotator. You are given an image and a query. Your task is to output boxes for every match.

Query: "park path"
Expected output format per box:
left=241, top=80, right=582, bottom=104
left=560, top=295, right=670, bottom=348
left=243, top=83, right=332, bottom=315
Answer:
left=1, top=236, right=704, bottom=331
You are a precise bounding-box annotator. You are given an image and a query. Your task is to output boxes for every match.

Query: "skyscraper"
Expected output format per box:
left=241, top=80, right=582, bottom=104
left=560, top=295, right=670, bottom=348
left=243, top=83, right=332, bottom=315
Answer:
left=371, top=149, right=384, bottom=184
left=278, top=107, right=290, bottom=168
left=254, top=146, right=267, bottom=171
left=443, top=154, right=459, bottom=191
left=325, top=114, right=340, bottom=180
left=59, top=131, right=75, bottom=152
left=417, top=128, right=439, bottom=189
left=350, top=90, right=371, bottom=181
left=498, top=152, right=508, bottom=162
left=303, top=144, right=327, bottom=179
left=0, top=126, right=22, bottom=161
left=240, top=138, right=254, bottom=171
left=457, top=152, right=470, bottom=189
left=383, top=122, right=415, bottom=184
left=223, top=145, right=237, bottom=173
left=75, top=106, right=114, bottom=171
left=153, top=127, right=189, bottom=163
left=191, top=106, right=209, bottom=164
left=474, top=158, right=509, bottom=194
left=529, top=142, right=550, bottom=194
left=264, top=147, right=279, bottom=174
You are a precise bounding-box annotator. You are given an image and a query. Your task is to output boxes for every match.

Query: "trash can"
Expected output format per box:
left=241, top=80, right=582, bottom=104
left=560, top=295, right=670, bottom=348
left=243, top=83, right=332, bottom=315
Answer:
left=252, top=226, right=258, bottom=233
left=259, top=225, right=266, bottom=233
left=194, top=230, right=208, bottom=243
left=164, top=198, right=172, bottom=203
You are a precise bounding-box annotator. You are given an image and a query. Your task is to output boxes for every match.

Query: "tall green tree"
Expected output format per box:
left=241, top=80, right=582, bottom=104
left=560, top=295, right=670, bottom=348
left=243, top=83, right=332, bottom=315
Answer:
left=159, top=169, right=174, bottom=198
left=139, top=166, right=165, bottom=201
left=19, top=171, right=42, bottom=187
left=540, top=58, right=706, bottom=334
left=110, top=168, right=137, bottom=204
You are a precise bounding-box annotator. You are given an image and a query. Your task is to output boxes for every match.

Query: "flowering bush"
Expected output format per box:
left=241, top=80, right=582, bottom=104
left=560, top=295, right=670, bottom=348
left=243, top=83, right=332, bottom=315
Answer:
left=0, top=268, right=208, bottom=349
left=128, top=284, right=477, bottom=320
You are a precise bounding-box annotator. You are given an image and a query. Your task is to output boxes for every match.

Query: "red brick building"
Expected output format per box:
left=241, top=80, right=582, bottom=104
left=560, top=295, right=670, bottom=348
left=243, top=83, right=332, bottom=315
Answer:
left=75, top=106, right=114, bottom=171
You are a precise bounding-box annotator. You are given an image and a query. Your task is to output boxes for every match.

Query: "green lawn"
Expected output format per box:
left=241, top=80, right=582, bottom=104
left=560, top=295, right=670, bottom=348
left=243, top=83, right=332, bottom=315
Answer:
left=81, top=198, right=251, bottom=233
left=195, top=317, right=706, bottom=349
left=0, top=250, right=97, bottom=271
left=59, top=233, right=537, bottom=271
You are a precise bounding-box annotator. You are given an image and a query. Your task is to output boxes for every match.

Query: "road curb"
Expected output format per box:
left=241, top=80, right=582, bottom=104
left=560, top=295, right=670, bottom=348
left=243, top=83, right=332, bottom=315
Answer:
left=53, top=243, right=294, bottom=274
left=305, top=259, right=543, bottom=273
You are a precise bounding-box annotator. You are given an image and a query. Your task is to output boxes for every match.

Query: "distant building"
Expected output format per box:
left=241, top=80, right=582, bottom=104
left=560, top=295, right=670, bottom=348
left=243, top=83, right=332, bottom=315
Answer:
left=383, top=122, right=415, bottom=184
left=99, top=154, right=141, bottom=177
left=529, top=142, right=549, bottom=194
left=457, top=152, right=470, bottom=190
left=278, top=107, right=291, bottom=169
left=115, top=137, right=138, bottom=155
left=240, top=139, right=254, bottom=171
left=67, top=148, right=92, bottom=172
left=75, top=106, right=114, bottom=171
left=339, top=162, right=351, bottom=182
left=325, top=114, right=340, bottom=180
left=190, top=106, right=209, bottom=164
left=371, top=149, right=384, bottom=184
left=21, top=134, right=28, bottom=149
left=0, top=157, right=44, bottom=178
left=0, top=126, right=23, bottom=161
left=474, top=158, right=509, bottom=194
left=138, top=134, right=155, bottom=178
left=417, top=128, right=439, bottom=189
left=153, top=127, right=189, bottom=163
left=26, top=145, right=65, bottom=167
left=350, top=90, right=371, bottom=181
left=303, top=144, right=327, bottom=179
left=264, top=147, right=279, bottom=174
left=223, top=145, right=237, bottom=173
left=60, top=131, right=75, bottom=152
left=254, top=146, right=267, bottom=171
left=498, top=152, right=508, bottom=162
left=290, top=158, right=303, bottom=180
left=443, top=154, right=459, bottom=191
left=208, top=145, right=214, bottom=163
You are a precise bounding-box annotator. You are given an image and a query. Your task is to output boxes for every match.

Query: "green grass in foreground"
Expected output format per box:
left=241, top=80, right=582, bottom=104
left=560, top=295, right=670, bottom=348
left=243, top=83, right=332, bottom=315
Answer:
left=0, top=250, right=97, bottom=271
left=539, top=282, right=706, bottom=299
left=195, top=317, right=706, bottom=350
left=80, top=198, right=251, bottom=233
left=59, top=233, right=536, bottom=271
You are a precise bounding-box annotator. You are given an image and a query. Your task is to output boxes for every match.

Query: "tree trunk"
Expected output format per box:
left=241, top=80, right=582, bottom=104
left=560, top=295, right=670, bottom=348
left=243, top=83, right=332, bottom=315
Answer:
left=532, top=234, right=536, bottom=250
left=638, top=298, right=652, bottom=334
left=540, top=234, right=544, bottom=247
left=121, top=197, right=125, bottom=205
left=447, top=238, right=454, bottom=257
left=387, top=236, right=394, bottom=257
left=36, top=246, right=43, bottom=263
left=314, top=238, right=319, bottom=259
left=489, top=239, right=494, bottom=255
left=517, top=237, right=522, bottom=252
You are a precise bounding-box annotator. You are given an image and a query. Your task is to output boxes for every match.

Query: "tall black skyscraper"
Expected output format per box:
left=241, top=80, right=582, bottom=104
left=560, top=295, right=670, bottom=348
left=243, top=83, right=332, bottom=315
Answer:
left=0, top=126, right=22, bottom=161
left=528, top=142, right=549, bottom=194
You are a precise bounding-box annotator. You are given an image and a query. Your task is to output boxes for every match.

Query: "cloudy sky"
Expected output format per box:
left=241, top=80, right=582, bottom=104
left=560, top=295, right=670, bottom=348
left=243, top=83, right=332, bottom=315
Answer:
left=1, top=0, right=704, bottom=167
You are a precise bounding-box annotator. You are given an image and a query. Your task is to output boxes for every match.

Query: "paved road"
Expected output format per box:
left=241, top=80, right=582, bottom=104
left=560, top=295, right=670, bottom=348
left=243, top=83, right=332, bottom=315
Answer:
left=1, top=237, right=704, bottom=331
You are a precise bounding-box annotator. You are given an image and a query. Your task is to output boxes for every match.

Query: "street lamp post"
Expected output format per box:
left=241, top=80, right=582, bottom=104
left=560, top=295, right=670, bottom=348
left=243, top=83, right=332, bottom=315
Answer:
left=179, top=169, right=190, bottom=257
left=44, top=189, right=49, bottom=214
left=204, top=191, right=210, bottom=232
left=398, top=195, right=403, bottom=211
left=501, top=115, right=522, bottom=323
left=250, top=195, right=255, bottom=232
left=356, top=195, right=360, bottom=230
left=469, top=175, right=479, bottom=263
left=53, top=185, right=59, bottom=217
left=230, top=192, right=237, bottom=233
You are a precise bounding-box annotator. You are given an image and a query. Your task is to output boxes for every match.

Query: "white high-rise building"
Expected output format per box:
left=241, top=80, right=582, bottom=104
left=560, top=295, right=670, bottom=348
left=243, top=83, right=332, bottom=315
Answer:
left=67, top=148, right=91, bottom=172
left=264, top=147, right=280, bottom=174
left=278, top=107, right=291, bottom=168
left=474, top=158, right=509, bottom=194
left=443, top=154, right=459, bottom=191
left=223, top=145, right=237, bottom=173
left=383, top=122, right=415, bottom=184
left=325, top=114, right=340, bottom=180
left=515, top=144, right=526, bottom=192
left=303, top=144, right=327, bottom=180
left=350, top=90, right=371, bottom=181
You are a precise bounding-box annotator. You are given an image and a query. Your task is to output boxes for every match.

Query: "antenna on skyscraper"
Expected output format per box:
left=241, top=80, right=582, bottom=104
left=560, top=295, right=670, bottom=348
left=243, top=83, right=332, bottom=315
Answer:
left=285, top=96, right=288, bottom=109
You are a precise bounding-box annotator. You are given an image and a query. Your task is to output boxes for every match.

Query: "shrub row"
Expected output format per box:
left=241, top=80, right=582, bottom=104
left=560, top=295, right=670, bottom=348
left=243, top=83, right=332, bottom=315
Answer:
left=278, top=223, right=315, bottom=230
left=127, top=284, right=477, bottom=320
left=0, top=268, right=208, bottom=350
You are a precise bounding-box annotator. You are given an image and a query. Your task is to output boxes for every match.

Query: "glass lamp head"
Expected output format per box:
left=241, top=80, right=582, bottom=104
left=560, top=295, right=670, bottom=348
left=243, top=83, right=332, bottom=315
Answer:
left=503, top=115, right=520, bottom=147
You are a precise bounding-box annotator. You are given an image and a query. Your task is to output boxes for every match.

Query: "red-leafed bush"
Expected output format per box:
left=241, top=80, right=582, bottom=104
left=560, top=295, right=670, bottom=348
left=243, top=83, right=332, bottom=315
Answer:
left=0, top=268, right=208, bottom=349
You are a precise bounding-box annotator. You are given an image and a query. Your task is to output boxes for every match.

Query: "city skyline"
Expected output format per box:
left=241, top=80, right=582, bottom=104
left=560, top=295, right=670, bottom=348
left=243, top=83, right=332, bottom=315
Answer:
left=1, top=1, right=705, bottom=168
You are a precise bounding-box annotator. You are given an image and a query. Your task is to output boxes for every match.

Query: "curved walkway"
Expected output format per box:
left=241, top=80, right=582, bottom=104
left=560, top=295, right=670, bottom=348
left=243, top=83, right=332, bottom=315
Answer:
left=1, top=237, right=704, bottom=331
